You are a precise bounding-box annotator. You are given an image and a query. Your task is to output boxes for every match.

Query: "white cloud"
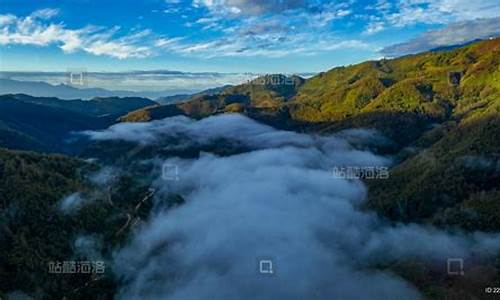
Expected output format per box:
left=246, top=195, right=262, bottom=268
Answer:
left=158, top=33, right=370, bottom=58
left=154, top=37, right=185, bottom=47
left=163, top=8, right=180, bottom=14
left=0, top=9, right=154, bottom=59
left=381, top=17, right=500, bottom=57
left=434, top=0, right=500, bottom=20
left=59, top=192, right=86, bottom=214
left=386, top=1, right=452, bottom=27
left=365, top=0, right=392, bottom=12
left=193, top=0, right=307, bottom=16
left=0, top=9, right=69, bottom=47
left=0, top=14, right=16, bottom=26
left=154, top=6, right=368, bottom=58
left=181, top=0, right=361, bottom=58
left=0, top=4, right=361, bottom=60
left=2, top=70, right=261, bottom=94
left=365, top=0, right=500, bottom=34
left=364, top=21, right=385, bottom=35
left=5, top=1, right=495, bottom=62
left=31, top=8, right=60, bottom=19
left=82, top=29, right=154, bottom=59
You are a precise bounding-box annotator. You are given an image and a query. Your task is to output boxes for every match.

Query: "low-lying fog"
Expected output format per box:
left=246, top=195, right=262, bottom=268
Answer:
left=82, top=114, right=500, bottom=300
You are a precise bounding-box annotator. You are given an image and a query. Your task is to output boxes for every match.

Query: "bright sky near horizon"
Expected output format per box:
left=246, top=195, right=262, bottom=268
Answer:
left=0, top=0, right=499, bottom=73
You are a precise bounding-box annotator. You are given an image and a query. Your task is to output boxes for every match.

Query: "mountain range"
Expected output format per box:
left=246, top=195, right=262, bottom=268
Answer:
left=114, top=37, right=500, bottom=235
left=121, top=38, right=498, bottom=139
left=0, top=78, right=200, bottom=101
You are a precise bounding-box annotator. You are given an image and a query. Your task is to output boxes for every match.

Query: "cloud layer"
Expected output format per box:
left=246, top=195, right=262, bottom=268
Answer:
left=381, top=17, right=500, bottom=56
left=193, top=0, right=307, bottom=15
left=83, top=114, right=500, bottom=299
left=0, top=9, right=152, bottom=59
left=180, top=0, right=366, bottom=57
left=364, top=0, right=500, bottom=34
left=1, top=70, right=263, bottom=94
left=0, top=4, right=365, bottom=60
left=2, top=2, right=498, bottom=61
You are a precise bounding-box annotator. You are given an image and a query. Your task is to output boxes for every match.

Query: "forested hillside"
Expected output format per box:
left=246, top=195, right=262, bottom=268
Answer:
left=0, top=95, right=156, bottom=153
left=0, top=148, right=171, bottom=298
left=120, top=38, right=499, bottom=142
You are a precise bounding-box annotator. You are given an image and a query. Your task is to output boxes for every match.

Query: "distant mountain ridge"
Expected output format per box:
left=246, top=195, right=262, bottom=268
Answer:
left=0, top=78, right=195, bottom=101
left=119, top=74, right=304, bottom=123
left=0, top=94, right=157, bottom=152
left=6, top=94, right=157, bottom=117
left=155, top=85, right=232, bottom=105
left=0, top=96, right=109, bottom=152
left=428, top=38, right=485, bottom=52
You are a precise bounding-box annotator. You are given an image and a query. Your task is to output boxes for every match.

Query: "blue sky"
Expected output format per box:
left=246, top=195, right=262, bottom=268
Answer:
left=0, top=0, right=499, bottom=73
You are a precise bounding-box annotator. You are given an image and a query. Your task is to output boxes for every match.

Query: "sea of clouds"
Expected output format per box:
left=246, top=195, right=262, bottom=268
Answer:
left=81, top=114, right=500, bottom=300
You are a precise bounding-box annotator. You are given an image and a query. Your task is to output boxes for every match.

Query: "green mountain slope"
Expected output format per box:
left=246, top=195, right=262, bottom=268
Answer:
left=0, top=96, right=113, bottom=152
left=0, top=149, right=109, bottom=298
left=120, top=38, right=498, bottom=143
left=0, top=148, right=170, bottom=299
left=120, top=74, right=304, bottom=122
left=361, top=40, right=500, bottom=228
left=287, top=38, right=499, bottom=147
left=367, top=97, right=500, bottom=230
left=0, top=94, right=157, bottom=152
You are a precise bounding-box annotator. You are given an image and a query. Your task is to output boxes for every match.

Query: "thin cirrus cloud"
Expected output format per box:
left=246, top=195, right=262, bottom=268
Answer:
left=162, top=34, right=370, bottom=59
left=381, top=17, right=500, bottom=57
left=363, top=0, right=500, bottom=35
left=168, top=0, right=365, bottom=58
left=192, top=0, right=308, bottom=15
